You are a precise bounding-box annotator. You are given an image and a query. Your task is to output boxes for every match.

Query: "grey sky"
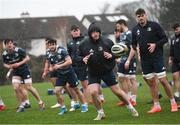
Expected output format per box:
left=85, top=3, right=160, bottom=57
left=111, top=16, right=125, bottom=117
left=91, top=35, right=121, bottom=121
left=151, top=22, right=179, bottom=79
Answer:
left=0, top=0, right=138, bottom=20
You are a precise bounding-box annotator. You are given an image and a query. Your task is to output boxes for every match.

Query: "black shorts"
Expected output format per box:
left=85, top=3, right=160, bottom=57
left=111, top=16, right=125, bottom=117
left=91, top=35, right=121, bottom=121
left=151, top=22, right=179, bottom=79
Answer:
left=56, top=70, right=79, bottom=88
left=13, top=67, right=31, bottom=80
left=172, top=59, right=180, bottom=73
left=141, top=56, right=166, bottom=75
left=73, top=66, right=88, bottom=81
left=118, top=58, right=137, bottom=75
left=88, top=71, right=117, bottom=87
left=49, top=70, right=58, bottom=78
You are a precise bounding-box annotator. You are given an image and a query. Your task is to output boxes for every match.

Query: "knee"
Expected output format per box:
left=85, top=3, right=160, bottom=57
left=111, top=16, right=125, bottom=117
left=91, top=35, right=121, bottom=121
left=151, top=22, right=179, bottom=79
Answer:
left=159, top=78, right=167, bottom=85
left=13, top=85, right=20, bottom=91
left=25, top=85, right=32, bottom=91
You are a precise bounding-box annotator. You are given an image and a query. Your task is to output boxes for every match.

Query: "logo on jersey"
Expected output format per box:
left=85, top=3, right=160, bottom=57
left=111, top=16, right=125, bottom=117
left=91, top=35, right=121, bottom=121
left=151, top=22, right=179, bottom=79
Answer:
left=15, top=53, right=19, bottom=57
left=147, top=27, right=152, bottom=31
left=76, top=41, right=80, bottom=45
left=162, top=66, right=166, bottom=70
left=98, top=46, right=103, bottom=52
left=137, top=29, right=140, bottom=36
left=89, top=49, right=94, bottom=55
left=176, top=38, right=179, bottom=43
left=70, top=42, right=73, bottom=45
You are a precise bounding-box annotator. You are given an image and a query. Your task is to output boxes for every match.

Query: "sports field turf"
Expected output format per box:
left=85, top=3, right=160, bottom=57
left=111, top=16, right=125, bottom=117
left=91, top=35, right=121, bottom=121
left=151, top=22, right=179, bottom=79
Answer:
left=0, top=75, right=180, bottom=124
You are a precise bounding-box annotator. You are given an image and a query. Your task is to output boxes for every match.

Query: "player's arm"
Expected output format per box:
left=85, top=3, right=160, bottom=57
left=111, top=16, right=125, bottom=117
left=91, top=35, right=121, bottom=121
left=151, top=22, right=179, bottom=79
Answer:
left=124, top=29, right=137, bottom=70
left=168, top=40, right=174, bottom=66
left=53, top=56, right=72, bottom=70
left=155, top=23, right=168, bottom=47
left=11, top=55, right=30, bottom=68
left=124, top=46, right=136, bottom=70
left=3, top=63, right=12, bottom=69
left=42, top=59, right=50, bottom=79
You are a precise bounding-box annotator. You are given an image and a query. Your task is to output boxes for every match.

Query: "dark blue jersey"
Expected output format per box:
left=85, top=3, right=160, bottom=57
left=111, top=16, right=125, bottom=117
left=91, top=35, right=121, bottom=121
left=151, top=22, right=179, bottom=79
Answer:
left=117, top=30, right=132, bottom=58
left=2, top=47, right=28, bottom=70
left=46, top=46, right=73, bottom=75
left=67, top=36, right=85, bottom=66
left=132, top=21, right=168, bottom=59
left=170, top=34, right=180, bottom=62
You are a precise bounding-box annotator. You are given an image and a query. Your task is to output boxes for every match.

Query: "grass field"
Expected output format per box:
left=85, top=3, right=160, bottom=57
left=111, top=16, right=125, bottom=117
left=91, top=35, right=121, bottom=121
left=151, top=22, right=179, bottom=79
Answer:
left=0, top=74, right=180, bottom=124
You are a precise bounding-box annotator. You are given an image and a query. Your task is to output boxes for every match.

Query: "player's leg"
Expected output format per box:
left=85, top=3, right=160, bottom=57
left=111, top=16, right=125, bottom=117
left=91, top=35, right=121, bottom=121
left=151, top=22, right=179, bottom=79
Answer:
left=103, top=71, right=138, bottom=117
left=154, top=58, right=178, bottom=112
left=0, top=98, right=6, bottom=111
left=19, top=83, right=31, bottom=108
left=12, top=76, right=25, bottom=112
left=24, top=79, right=45, bottom=110
left=49, top=71, right=61, bottom=108
left=172, top=61, right=180, bottom=101
left=68, top=72, right=88, bottom=112
left=129, top=76, right=138, bottom=106
left=173, top=71, right=180, bottom=101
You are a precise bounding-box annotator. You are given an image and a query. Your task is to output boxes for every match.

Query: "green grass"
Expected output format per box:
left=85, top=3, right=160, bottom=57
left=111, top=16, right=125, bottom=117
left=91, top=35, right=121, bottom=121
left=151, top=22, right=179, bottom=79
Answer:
left=0, top=74, right=180, bottom=124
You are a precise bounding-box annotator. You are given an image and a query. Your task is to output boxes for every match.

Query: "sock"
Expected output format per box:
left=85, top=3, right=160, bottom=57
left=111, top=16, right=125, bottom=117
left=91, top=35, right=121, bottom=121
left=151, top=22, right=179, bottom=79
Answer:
left=25, top=100, right=30, bottom=104
left=99, top=94, right=104, bottom=100
left=22, top=101, right=26, bottom=106
left=0, top=99, right=5, bottom=105
left=131, top=95, right=136, bottom=102
left=174, top=91, right=180, bottom=97
left=154, top=102, right=161, bottom=108
left=20, top=103, right=24, bottom=108
left=98, top=109, right=104, bottom=114
left=170, top=98, right=176, bottom=104
left=71, top=100, right=75, bottom=107
left=38, top=100, right=43, bottom=104
left=126, top=103, right=133, bottom=110
left=126, top=103, right=136, bottom=112
left=82, top=103, right=88, bottom=107
left=61, top=105, right=66, bottom=109
left=127, top=92, right=132, bottom=98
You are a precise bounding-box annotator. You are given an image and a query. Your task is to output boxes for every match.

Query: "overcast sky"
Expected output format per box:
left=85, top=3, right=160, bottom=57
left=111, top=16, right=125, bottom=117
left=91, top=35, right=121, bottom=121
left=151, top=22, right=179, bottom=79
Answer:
left=0, top=0, right=138, bottom=20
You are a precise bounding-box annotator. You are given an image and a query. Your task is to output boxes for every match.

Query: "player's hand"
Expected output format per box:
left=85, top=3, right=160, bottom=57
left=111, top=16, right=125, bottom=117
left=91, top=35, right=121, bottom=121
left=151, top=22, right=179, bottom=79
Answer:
left=42, top=71, right=48, bottom=79
left=11, top=63, right=20, bottom=68
left=124, top=60, right=130, bottom=70
left=83, top=54, right=92, bottom=64
left=49, top=66, right=54, bottom=72
left=115, top=58, right=121, bottom=63
left=104, top=51, right=112, bottom=59
left=148, top=43, right=156, bottom=53
left=53, top=64, right=60, bottom=70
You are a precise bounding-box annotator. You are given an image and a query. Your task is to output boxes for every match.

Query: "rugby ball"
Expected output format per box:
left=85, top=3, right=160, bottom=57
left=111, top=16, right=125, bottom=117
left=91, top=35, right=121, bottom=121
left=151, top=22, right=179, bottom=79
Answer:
left=111, top=43, right=128, bottom=58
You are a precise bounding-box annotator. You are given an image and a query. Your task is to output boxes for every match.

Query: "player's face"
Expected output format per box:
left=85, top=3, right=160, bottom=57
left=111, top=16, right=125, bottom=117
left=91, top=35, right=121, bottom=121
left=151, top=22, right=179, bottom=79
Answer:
left=116, top=24, right=123, bottom=32
left=174, top=26, right=180, bottom=35
left=114, top=30, right=121, bottom=39
left=136, top=14, right=147, bottom=26
left=45, top=41, right=49, bottom=50
left=71, top=29, right=80, bottom=38
left=48, top=43, right=56, bottom=52
left=5, top=41, right=14, bottom=51
left=91, top=31, right=100, bottom=41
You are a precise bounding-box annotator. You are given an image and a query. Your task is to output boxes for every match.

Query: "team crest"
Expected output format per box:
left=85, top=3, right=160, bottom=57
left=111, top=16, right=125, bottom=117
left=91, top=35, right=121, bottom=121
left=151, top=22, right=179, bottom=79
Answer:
left=98, top=46, right=103, bottom=52
left=137, top=29, right=140, bottom=35
left=76, top=41, right=80, bottom=45
left=147, top=27, right=152, bottom=31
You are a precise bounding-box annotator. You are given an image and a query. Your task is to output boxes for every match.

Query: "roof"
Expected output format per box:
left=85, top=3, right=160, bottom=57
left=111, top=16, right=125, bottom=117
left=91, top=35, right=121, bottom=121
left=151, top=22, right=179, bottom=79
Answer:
left=81, top=13, right=136, bottom=35
left=0, top=16, right=87, bottom=40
